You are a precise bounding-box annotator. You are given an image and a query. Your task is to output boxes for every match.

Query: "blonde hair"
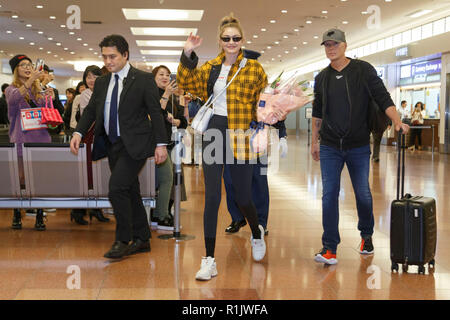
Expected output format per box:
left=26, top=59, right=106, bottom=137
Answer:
left=12, top=67, right=42, bottom=102
left=218, top=13, right=244, bottom=43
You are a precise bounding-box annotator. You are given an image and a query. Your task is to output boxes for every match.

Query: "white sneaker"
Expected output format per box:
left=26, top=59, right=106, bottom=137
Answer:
left=195, top=257, right=218, bottom=281
left=251, top=225, right=266, bottom=262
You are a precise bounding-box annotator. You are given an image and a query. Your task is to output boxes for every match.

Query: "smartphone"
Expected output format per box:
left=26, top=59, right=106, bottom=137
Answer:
left=170, top=74, right=177, bottom=82
left=35, top=58, right=44, bottom=72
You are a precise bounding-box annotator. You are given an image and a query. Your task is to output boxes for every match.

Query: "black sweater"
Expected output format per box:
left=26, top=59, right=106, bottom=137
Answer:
left=312, top=58, right=394, bottom=150
left=158, top=88, right=188, bottom=150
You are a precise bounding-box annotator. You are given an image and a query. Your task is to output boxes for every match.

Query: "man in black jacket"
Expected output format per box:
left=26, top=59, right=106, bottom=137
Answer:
left=70, top=34, right=168, bottom=259
left=311, top=28, right=409, bottom=265
left=0, top=83, right=9, bottom=125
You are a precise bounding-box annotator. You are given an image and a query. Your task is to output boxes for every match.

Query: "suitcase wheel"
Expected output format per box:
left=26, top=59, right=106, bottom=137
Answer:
left=429, top=259, right=435, bottom=268
left=418, top=265, right=426, bottom=274
left=391, top=262, right=399, bottom=273
left=402, top=264, right=408, bottom=273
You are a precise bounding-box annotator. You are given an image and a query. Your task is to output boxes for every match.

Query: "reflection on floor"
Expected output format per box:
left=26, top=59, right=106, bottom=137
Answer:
left=1, top=137, right=449, bottom=300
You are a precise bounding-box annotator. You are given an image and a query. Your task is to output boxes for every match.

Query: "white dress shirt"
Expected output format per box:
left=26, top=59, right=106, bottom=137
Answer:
left=104, top=62, right=130, bottom=137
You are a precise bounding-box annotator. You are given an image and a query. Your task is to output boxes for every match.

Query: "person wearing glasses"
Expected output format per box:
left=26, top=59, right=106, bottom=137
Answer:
left=177, top=13, right=268, bottom=281
left=6, top=54, right=54, bottom=231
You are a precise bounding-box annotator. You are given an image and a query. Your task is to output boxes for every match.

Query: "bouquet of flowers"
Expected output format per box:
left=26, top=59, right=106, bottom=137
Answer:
left=250, top=72, right=313, bottom=154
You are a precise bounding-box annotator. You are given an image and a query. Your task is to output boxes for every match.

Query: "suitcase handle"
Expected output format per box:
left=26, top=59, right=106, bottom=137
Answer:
left=397, top=129, right=406, bottom=200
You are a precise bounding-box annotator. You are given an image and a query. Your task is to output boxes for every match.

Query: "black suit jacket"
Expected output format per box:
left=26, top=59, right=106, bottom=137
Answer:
left=75, top=65, right=168, bottom=161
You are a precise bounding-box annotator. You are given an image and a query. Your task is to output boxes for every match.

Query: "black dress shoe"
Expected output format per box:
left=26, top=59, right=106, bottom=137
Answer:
left=127, top=239, right=151, bottom=256
left=225, top=220, right=247, bottom=234
left=104, top=241, right=130, bottom=259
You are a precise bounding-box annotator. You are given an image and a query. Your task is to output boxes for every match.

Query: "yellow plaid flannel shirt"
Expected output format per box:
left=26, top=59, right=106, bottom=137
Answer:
left=177, top=50, right=268, bottom=160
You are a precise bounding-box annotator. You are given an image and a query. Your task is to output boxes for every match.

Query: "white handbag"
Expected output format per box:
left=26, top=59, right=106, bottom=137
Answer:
left=191, top=58, right=247, bottom=133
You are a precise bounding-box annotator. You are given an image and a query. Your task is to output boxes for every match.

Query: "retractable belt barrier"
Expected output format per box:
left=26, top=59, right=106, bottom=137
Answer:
left=0, top=143, right=156, bottom=209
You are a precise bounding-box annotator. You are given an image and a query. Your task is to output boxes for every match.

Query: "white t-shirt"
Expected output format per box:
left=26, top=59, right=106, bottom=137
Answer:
left=213, top=65, right=232, bottom=116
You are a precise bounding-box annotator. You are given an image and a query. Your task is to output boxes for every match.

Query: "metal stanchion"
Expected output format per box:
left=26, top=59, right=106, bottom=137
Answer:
left=159, top=130, right=195, bottom=241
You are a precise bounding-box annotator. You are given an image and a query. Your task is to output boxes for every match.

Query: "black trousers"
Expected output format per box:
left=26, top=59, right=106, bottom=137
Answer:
left=202, top=115, right=260, bottom=256
left=106, top=138, right=150, bottom=243
left=409, top=128, right=422, bottom=147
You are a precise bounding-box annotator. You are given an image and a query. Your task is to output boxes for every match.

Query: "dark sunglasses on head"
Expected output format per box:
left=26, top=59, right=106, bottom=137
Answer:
left=220, top=36, right=242, bottom=42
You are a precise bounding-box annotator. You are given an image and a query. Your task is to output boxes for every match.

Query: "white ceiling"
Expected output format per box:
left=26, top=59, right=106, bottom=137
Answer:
left=1, top=0, right=450, bottom=78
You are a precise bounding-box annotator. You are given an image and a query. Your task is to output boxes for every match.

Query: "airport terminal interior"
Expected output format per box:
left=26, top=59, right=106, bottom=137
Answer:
left=1, top=0, right=450, bottom=300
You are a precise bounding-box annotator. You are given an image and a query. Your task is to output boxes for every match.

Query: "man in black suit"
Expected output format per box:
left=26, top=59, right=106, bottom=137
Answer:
left=70, top=35, right=168, bottom=259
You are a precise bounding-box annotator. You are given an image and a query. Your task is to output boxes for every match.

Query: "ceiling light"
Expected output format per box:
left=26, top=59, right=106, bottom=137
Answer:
left=136, top=40, right=185, bottom=47
left=322, top=10, right=328, bottom=14
left=47, top=51, right=51, bottom=54
left=26, top=24, right=32, bottom=27
left=283, top=35, right=288, bottom=39
left=294, top=28, right=299, bottom=32
left=48, top=37, right=53, bottom=41
left=70, top=51, right=75, bottom=55
left=277, top=55, right=281, bottom=57
left=284, top=51, right=289, bottom=54
left=12, top=15, right=18, bottom=19
left=247, top=41, right=252, bottom=44
left=64, top=48, right=68, bottom=51
left=122, top=9, right=204, bottom=21
left=39, top=47, right=43, bottom=50
left=145, top=61, right=180, bottom=71
left=83, top=43, right=88, bottom=46
left=89, top=48, right=93, bottom=51
left=56, top=43, right=61, bottom=46
left=271, top=58, right=275, bottom=61
left=313, top=36, right=319, bottom=39
left=60, top=25, right=66, bottom=28
left=30, top=42, right=35, bottom=46
left=303, top=41, right=308, bottom=45
left=267, top=46, right=272, bottom=49
left=281, top=10, right=288, bottom=13
left=261, top=50, right=265, bottom=53
left=68, top=60, right=103, bottom=72
left=342, top=21, right=349, bottom=24
left=131, top=27, right=197, bottom=36
left=19, top=37, right=24, bottom=40
left=54, top=54, right=58, bottom=57
left=408, top=10, right=432, bottom=18
left=361, top=11, right=368, bottom=15
left=6, top=30, right=12, bottom=34
left=306, top=20, right=312, bottom=24
left=274, top=41, right=280, bottom=44
left=77, top=38, right=82, bottom=41
left=141, top=49, right=181, bottom=55
left=293, top=46, right=298, bottom=50
left=253, top=35, right=258, bottom=38
left=49, top=16, right=56, bottom=20
left=385, top=0, right=392, bottom=2
left=69, top=32, right=75, bottom=35
left=36, top=5, right=43, bottom=9
left=261, top=28, right=267, bottom=32
left=38, top=31, right=44, bottom=34
left=270, top=20, right=276, bottom=23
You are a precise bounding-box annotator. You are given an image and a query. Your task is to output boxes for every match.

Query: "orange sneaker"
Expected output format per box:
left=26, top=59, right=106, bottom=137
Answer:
left=314, top=248, right=338, bottom=265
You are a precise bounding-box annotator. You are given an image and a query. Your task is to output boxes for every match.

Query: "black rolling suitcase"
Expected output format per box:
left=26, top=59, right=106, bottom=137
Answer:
left=390, top=131, right=437, bottom=274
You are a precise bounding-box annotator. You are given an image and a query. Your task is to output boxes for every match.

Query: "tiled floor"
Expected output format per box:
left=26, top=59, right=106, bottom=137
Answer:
left=0, top=137, right=449, bottom=300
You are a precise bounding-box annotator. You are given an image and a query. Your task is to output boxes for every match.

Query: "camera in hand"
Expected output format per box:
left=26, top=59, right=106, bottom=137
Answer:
left=35, top=59, right=44, bottom=72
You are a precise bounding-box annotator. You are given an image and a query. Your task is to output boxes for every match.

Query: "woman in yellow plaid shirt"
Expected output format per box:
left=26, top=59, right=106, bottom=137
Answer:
left=177, top=13, right=268, bottom=280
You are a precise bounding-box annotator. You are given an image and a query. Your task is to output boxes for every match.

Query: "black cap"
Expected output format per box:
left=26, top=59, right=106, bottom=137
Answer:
left=9, top=54, right=32, bottom=73
left=43, top=64, right=53, bottom=73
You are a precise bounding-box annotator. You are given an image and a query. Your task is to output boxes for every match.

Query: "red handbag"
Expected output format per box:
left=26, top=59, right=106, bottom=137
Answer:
left=40, top=95, right=63, bottom=126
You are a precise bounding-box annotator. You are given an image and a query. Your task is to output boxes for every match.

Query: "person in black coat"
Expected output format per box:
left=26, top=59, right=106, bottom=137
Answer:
left=0, top=83, right=10, bottom=125
left=70, top=35, right=168, bottom=259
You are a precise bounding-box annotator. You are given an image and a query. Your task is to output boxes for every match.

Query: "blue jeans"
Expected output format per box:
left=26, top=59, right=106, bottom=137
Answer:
left=319, top=144, right=374, bottom=252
